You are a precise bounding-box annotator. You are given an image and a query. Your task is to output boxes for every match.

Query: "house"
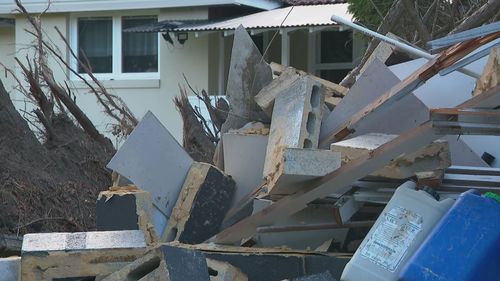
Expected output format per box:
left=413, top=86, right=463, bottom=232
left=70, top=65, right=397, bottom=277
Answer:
left=0, top=0, right=364, bottom=142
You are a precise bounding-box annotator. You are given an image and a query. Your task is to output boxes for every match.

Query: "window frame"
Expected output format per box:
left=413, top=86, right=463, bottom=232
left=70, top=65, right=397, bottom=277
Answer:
left=69, top=10, right=161, bottom=81
left=307, top=28, right=364, bottom=82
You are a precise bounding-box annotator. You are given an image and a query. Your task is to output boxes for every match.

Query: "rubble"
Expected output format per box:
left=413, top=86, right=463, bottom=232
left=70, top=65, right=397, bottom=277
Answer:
left=3, top=15, right=499, bottom=281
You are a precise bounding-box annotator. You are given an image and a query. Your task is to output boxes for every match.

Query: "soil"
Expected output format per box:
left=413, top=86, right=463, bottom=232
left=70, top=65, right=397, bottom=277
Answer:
left=0, top=79, right=115, bottom=236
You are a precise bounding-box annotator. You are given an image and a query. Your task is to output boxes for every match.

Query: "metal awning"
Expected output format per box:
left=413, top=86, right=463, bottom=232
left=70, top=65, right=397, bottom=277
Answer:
left=175, top=4, right=352, bottom=33
left=125, top=4, right=353, bottom=34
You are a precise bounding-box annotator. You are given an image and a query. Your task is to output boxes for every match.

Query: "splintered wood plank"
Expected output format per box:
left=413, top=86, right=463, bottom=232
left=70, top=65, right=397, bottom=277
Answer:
left=319, top=32, right=500, bottom=148
left=212, top=81, right=500, bottom=245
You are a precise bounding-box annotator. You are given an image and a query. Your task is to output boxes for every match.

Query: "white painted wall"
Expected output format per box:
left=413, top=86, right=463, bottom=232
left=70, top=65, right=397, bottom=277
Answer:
left=0, top=26, right=15, bottom=96
left=11, top=7, right=210, bottom=144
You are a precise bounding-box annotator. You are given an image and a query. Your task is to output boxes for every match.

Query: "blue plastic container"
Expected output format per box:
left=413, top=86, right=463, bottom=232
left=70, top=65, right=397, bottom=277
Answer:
left=399, top=189, right=500, bottom=281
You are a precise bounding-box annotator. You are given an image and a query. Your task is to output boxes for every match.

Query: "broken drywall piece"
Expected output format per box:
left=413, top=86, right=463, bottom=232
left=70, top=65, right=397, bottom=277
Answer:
left=331, top=133, right=451, bottom=179
left=163, top=162, right=235, bottom=244
left=267, top=148, right=341, bottom=196
left=221, top=25, right=273, bottom=133
left=320, top=59, right=400, bottom=140
left=102, top=245, right=210, bottom=281
left=21, top=230, right=147, bottom=280
left=96, top=187, right=158, bottom=245
left=0, top=257, right=19, bottom=281
left=263, top=77, right=324, bottom=185
left=207, top=259, right=248, bottom=281
left=107, top=111, right=194, bottom=235
left=255, top=66, right=301, bottom=116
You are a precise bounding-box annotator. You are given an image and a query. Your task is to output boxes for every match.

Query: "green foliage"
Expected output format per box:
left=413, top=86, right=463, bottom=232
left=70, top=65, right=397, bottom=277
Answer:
left=347, top=0, right=395, bottom=30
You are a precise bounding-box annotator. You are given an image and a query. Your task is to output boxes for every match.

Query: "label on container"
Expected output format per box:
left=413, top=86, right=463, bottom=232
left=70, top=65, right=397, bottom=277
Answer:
left=360, top=206, right=423, bottom=272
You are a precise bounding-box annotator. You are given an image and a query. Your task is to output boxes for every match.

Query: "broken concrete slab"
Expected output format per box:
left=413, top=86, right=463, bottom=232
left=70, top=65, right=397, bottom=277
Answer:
left=267, top=148, right=341, bottom=196
left=96, top=186, right=157, bottom=244
left=207, top=259, right=248, bottom=281
left=263, top=76, right=324, bottom=185
left=221, top=25, right=273, bottom=133
left=331, top=133, right=450, bottom=179
left=320, top=59, right=400, bottom=141
left=292, top=271, right=336, bottom=281
left=163, top=162, right=235, bottom=244
left=0, top=256, right=19, bottom=281
left=21, top=230, right=147, bottom=280
left=107, top=111, right=194, bottom=235
left=102, top=245, right=210, bottom=281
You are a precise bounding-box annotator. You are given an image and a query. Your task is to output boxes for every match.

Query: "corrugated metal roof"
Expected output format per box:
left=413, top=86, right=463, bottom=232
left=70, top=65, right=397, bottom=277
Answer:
left=174, top=4, right=352, bottom=32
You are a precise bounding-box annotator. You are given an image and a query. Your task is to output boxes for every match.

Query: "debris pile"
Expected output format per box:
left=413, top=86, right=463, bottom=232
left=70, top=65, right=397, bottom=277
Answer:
left=1, top=22, right=499, bottom=281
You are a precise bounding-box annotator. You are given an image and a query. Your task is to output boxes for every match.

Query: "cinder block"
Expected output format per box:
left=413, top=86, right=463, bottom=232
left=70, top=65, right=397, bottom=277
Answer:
left=96, top=186, right=157, bottom=244
left=0, top=257, right=20, bottom=281
left=21, top=230, right=147, bottom=280
left=263, top=77, right=324, bottom=189
left=267, top=148, right=341, bottom=196
left=331, top=133, right=451, bottom=179
left=102, top=245, right=210, bottom=281
left=163, top=162, right=235, bottom=244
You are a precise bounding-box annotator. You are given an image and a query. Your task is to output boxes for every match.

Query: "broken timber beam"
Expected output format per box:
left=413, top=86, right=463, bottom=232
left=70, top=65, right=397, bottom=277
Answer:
left=431, top=108, right=500, bottom=135
left=319, top=32, right=500, bottom=148
left=212, top=85, right=500, bottom=245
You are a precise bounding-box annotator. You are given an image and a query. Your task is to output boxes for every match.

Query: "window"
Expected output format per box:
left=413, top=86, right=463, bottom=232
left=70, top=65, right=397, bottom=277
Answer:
left=72, top=14, right=159, bottom=79
left=310, top=29, right=362, bottom=84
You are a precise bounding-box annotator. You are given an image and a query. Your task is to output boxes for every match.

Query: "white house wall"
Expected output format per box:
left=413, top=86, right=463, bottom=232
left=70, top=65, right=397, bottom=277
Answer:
left=11, top=7, right=210, bottom=144
left=0, top=26, right=15, bottom=96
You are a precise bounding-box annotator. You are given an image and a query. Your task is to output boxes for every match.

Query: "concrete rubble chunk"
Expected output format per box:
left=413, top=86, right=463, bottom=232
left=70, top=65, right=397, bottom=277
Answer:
left=267, top=148, right=341, bottom=196
left=103, top=245, right=210, bottom=281
left=263, top=76, right=324, bottom=192
left=163, top=162, right=235, bottom=244
left=207, top=258, right=248, bottom=281
left=107, top=111, right=194, bottom=235
left=21, top=230, right=147, bottom=280
left=292, top=271, right=336, bottom=281
left=0, top=257, right=20, bottom=281
left=96, top=186, right=158, bottom=244
left=221, top=25, right=273, bottom=133
left=331, top=133, right=451, bottom=179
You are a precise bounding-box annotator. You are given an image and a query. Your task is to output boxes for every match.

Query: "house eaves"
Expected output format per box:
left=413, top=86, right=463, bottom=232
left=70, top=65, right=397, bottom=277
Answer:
left=0, top=0, right=282, bottom=14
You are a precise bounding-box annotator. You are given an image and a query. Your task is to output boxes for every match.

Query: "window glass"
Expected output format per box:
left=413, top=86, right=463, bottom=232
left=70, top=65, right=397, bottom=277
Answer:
left=320, top=30, right=353, bottom=63
left=78, top=17, right=113, bottom=73
left=122, top=16, right=158, bottom=73
left=320, top=69, right=351, bottom=84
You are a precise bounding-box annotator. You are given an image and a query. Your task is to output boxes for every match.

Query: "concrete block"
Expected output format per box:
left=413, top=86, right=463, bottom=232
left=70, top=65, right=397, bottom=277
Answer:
left=255, top=67, right=301, bottom=116
left=331, top=133, right=451, bottom=179
left=163, top=162, right=235, bottom=244
left=267, top=148, right=341, bottom=196
left=293, top=271, right=336, bottom=281
left=96, top=186, right=157, bottom=244
left=102, top=245, right=210, bottom=281
left=21, top=230, right=147, bottom=280
left=221, top=25, right=273, bottom=132
left=0, top=257, right=19, bottom=281
left=107, top=111, right=194, bottom=235
left=207, top=259, right=248, bottom=281
left=197, top=246, right=349, bottom=281
left=263, top=77, right=324, bottom=188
